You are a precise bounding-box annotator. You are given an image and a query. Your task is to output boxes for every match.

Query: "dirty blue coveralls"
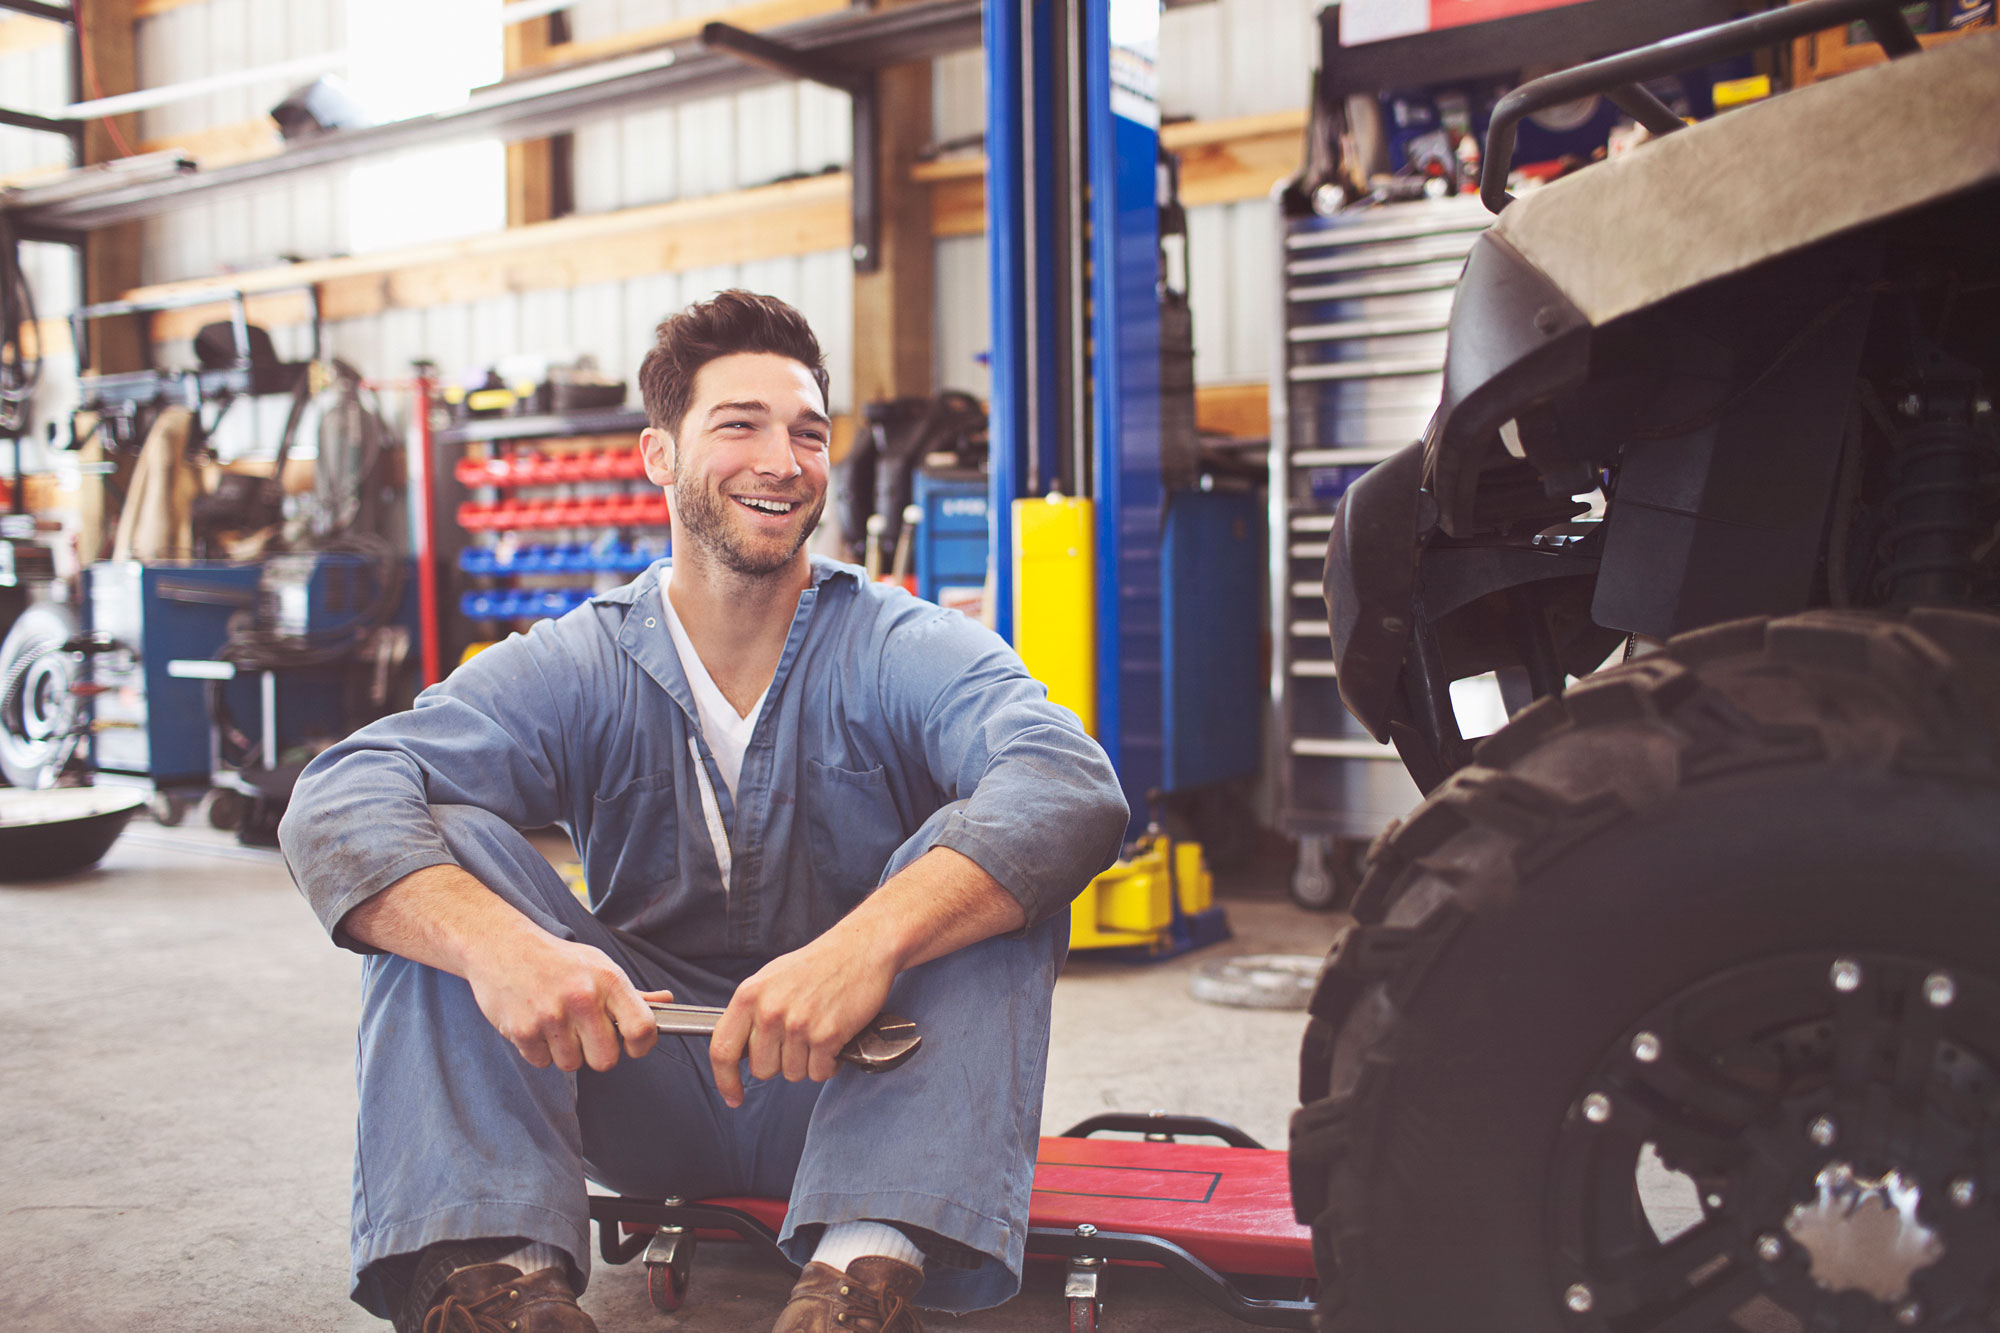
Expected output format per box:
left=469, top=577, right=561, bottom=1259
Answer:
left=278, top=556, right=1129, bottom=1318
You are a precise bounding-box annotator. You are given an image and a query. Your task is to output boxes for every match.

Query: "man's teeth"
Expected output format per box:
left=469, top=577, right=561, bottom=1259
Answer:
left=736, top=496, right=796, bottom=514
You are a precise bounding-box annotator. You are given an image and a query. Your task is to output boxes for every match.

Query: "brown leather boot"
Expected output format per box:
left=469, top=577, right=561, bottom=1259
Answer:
left=771, top=1257, right=925, bottom=1333
left=416, top=1262, right=597, bottom=1333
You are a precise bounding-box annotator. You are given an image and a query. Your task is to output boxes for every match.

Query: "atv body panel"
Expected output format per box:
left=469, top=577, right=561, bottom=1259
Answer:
left=1326, top=29, right=2000, bottom=757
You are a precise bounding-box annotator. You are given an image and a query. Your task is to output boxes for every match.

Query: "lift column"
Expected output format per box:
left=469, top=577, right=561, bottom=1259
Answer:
left=1086, top=0, right=1165, bottom=832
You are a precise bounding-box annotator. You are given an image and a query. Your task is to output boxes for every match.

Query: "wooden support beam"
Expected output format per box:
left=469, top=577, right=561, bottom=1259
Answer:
left=521, top=0, right=847, bottom=72
left=131, top=171, right=852, bottom=342
left=0, top=14, right=66, bottom=55
left=504, top=14, right=563, bottom=228
left=917, top=108, right=1308, bottom=238
left=850, top=2, right=933, bottom=406
left=1193, top=381, right=1269, bottom=440
left=78, top=0, right=147, bottom=374
left=132, top=0, right=206, bottom=18
left=137, top=116, right=282, bottom=166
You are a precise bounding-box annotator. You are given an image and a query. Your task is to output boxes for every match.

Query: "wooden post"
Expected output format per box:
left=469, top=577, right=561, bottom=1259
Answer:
left=850, top=30, right=934, bottom=408
left=76, top=0, right=144, bottom=374
left=504, top=15, right=569, bottom=227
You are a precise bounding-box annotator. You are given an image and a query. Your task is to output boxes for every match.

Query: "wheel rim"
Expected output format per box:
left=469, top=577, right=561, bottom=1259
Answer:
left=0, top=643, right=77, bottom=787
left=1547, top=952, right=1999, bottom=1329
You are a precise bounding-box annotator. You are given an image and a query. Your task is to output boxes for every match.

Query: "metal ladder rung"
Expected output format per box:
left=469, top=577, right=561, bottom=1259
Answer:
left=1287, top=272, right=1459, bottom=303
left=1284, top=211, right=1491, bottom=253
left=1291, top=619, right=1331, bottom=637
left=1290, top=660, right=1338, bottom=677
left=1290, top=514, right=1336, bottom=533
left=1290, top=736, right=1400, bottom=760
left=1285, top=239, right=1475, bottom=280
left=1290, top=581, right=1322, bottom=599
left=1291, top=446, right=1402, bottom=467
left=1289, top=358, right=1442, bottom=383
left=1287, top=315, right=1450, bottom=344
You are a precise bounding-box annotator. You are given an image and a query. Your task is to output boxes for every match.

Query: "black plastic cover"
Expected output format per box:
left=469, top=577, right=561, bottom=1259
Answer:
left=1425, top=232, right=1592, bottom=537
left=1322, top=439, right=1429, bottom=743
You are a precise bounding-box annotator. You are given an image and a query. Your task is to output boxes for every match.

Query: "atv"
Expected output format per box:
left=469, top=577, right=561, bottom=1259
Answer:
left=1288, top=3, right=2000, bottom=1330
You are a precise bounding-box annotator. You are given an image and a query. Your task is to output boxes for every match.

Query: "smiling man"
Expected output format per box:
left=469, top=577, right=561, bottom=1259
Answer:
left=278, top=290, right=1128, bottom=1333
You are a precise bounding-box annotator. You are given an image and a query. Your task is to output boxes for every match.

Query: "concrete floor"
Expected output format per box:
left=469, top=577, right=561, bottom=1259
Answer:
left=0, top=818, right=1341, bottom=1332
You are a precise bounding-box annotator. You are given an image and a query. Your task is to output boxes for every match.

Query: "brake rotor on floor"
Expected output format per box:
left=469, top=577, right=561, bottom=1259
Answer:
left=1188, top=954, right=1320, bottom=1009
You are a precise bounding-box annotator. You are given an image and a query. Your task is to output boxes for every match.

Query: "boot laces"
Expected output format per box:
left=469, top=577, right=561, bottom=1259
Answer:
left=834, top=1280, right=919, bottom=1332
left=419, top=1281, right=520, bottom=1333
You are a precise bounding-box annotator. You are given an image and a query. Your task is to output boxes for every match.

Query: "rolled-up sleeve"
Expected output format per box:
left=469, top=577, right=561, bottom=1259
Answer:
left=277, top=624, right=578, bottom=950
left=878, top=607, right=1128, bottom=926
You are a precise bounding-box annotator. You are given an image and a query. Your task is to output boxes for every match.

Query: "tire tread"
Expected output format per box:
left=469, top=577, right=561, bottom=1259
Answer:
left=1289, top=609, right=2000, bottom=1330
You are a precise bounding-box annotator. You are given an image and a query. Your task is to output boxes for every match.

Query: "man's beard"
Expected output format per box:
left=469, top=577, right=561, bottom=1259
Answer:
left=673, top=476, right=826, bottom=577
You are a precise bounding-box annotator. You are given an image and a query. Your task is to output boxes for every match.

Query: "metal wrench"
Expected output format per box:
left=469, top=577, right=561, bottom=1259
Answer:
left=647, top=1001, right=923, bottom=1073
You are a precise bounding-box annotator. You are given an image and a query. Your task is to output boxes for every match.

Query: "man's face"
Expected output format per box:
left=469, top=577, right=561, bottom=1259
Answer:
left=640, top=352, right=831, bottom=579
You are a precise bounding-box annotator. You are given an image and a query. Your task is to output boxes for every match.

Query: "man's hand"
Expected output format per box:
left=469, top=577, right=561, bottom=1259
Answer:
left=342, top=863, right=673, bottom=1075
left=708, top=924, right=897, bottom=1107
left=706, top=847, right=1026, bottom=1107
left=464, top=932, right=672, bottom=1073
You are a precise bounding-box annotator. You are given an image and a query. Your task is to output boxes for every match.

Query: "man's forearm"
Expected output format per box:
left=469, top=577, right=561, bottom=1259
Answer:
left=340, top=862, right=548, bottom=977
left=837, top=845, right=1028, bottom=973
left=342, top=862, right=667, bottom=1073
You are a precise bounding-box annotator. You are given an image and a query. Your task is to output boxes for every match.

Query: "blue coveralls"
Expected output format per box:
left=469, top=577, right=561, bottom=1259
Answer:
left=278, top=557, right=1129, bottom=1317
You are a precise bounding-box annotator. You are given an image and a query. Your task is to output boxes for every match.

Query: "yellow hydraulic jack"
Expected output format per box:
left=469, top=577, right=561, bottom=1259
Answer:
left=1069, top=828, right=1230, bottom=958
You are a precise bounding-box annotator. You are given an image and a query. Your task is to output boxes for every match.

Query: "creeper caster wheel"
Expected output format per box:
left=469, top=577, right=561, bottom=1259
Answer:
left=642, top=1226, right=694, bottom=1313
left=1065, top=1254, right=1103, bottom=1332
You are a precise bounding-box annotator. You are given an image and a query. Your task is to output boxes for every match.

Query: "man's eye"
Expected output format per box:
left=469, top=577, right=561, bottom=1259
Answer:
left=795, top=432, right=828, bottom=449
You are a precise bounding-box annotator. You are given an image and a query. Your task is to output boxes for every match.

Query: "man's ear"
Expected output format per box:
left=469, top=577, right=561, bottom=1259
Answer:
left=639, top=427, right=675, bottom=487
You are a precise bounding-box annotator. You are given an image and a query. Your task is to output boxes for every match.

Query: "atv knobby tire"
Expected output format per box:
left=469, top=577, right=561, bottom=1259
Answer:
left=1290, top=610, right=2000, bottom=1332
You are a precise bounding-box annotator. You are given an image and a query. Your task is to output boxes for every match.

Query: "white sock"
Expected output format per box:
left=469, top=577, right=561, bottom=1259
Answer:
left=488, top=1241, right=567, bottom=1279
left=812, top=1220, right=925, bottom=1272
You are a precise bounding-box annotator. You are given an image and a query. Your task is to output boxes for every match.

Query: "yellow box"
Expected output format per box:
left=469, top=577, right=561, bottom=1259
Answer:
left=1013, top=495, right=1095, bottom=735
left=1712, top=73, right=1772, bottom=110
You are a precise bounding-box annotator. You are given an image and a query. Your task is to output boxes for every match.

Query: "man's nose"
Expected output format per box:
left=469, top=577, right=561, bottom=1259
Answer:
left=747, top=426, right=801, bottom=478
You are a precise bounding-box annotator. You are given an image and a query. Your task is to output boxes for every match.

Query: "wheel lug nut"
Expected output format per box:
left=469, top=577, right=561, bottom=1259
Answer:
left=1582, top=1093, right=1612, bottom=1124
left=1563, top=1283, right=1594, bottom=1313
left=1754, top=1233, right=1783, bottom=1262
left=1830, top=958, right=1863, bottom=992
left=1895, top=1299, right=1923, bottom=1326
left=1808, top=1115, right=1838, bottom=1148
left=1630, top=1031, right=1661, bottom=1063
left=1922, top=972, right=1957, bottom=1008
left=1949, top=1177, right=1978, bottom=1208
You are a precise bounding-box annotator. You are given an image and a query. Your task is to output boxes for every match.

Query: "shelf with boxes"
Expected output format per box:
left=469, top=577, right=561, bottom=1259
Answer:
left=432, top=404, right=668, bottom=652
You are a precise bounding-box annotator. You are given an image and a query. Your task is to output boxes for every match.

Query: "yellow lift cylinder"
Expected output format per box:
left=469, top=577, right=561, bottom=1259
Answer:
left=1012, top=494, right=1095, bottom=735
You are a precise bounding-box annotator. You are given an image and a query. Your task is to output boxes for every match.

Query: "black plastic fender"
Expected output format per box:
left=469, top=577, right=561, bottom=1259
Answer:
left=1322, top=440, right=1432, bottom=743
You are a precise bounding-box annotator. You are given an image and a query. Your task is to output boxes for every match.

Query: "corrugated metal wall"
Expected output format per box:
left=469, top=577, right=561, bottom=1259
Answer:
left=34, top=0, right=1320, bottom=430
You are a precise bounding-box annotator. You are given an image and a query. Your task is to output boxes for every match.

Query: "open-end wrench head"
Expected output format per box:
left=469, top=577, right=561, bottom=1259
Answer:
left=841, top=1012, right=922, bottom=1073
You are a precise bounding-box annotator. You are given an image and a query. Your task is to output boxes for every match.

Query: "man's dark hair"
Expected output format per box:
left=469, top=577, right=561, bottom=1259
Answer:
left=638, top=289, right=831, bottom=438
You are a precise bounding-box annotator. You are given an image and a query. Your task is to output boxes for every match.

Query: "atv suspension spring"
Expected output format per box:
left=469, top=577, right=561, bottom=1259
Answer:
left=1879, top=416, right=1983, bottom=606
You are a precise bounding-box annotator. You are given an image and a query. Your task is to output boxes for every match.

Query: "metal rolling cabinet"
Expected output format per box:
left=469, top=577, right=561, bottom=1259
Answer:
left=1268, top=193, right=1491, bottom=906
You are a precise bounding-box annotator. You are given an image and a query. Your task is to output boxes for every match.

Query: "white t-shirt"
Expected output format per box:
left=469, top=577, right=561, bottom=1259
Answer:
left=658, top=569, right=767, bottom=892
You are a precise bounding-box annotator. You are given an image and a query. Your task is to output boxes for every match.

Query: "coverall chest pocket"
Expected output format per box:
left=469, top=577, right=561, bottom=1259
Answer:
left=803, top=757, right=907, bottom=905
left=588, top=770, right=681, bottom=897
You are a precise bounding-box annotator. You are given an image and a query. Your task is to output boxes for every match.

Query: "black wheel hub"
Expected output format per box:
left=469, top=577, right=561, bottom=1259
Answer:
left=1548, top=952, right=2000, bottom=1330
